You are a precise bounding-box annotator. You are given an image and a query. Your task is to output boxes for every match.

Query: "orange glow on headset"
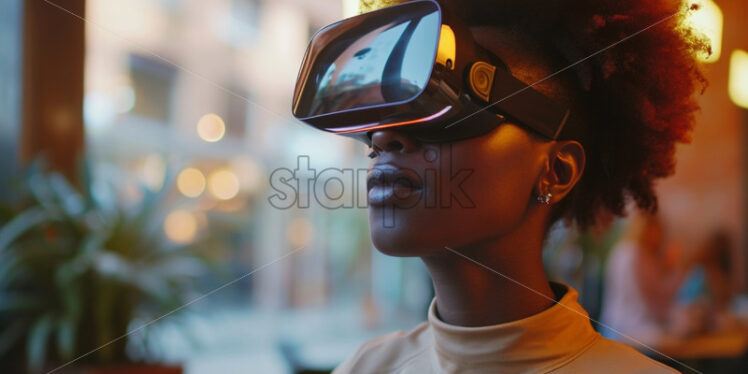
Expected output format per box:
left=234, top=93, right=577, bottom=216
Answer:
left=436, top=25, right=456, bottom=70
left=329, top=106, right=453, bottom=134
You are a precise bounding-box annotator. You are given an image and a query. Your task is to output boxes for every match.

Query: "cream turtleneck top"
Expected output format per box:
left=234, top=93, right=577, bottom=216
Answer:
left=332, top=283, right=678, bottom=373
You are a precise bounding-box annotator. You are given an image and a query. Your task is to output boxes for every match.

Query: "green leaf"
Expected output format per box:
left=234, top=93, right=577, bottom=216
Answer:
left=58, top=280, right=83, bottom=324
left=133, top=273, right=175, bottom=305
left=0, top=207, right=49, bottom=253
left=28, top=174, right=63, bottom=219
left=47, top=173, right=85, bottom=218
left=56, top=316, right=76, bottom=361
left=55, top=233, right=104, bottom=286
left=0, top=250, right=23, bottom=288
left=91, top=252, right=172, bottom=304
left=91, top=251, right=133, bottom=281
left=26, top=313, right=55, bottom=372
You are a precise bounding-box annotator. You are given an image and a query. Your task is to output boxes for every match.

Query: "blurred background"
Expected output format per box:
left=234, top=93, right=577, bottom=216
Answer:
left=0, top=0, right=746, bottom=373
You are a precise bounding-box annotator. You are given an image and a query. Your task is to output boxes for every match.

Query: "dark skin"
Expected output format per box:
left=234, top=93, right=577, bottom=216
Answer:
left=366, top=26, right=586, bottom=327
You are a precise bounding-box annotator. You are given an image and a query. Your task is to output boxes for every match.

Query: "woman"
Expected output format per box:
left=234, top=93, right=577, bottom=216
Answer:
left=293, top=0, right=708, bottom=372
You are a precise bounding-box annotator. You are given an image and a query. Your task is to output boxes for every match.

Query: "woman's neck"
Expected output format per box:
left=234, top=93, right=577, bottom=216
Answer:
left=421, top=221, right=556, bottom=327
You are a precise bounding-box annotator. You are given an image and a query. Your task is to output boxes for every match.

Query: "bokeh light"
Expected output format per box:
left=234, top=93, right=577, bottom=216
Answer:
left=196, top=113, right=226, bottom=142
left=686, top=0, right=723, bottom=63
left=141, top=154, right=166, bottom=191
left=208, top=168, right=240, bottom=200
left=164, top=210, right=198, bottom=244
left=177, top=167, right=206, bottom=198
left=728, top=49, right=748, bottom=109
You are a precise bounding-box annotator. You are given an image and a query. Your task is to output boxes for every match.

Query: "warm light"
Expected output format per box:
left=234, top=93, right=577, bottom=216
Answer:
left=208, top=169, right=240, bottom=200
left=357, top=0, right=404, bottom=14
left=685, top=0, right=723, bottom=62
left=729, top=49, right=748, bottom=109
left=342, top=0, right=358, bottom=17
left=436, top=25, right=456, bottom=70
left=196, top=113, right=226, bottom=142
left=164, top=210, right=198, bottom=244
left=141, top=154, right=165, bottom=191
left=286, top=217, right=314, bottom=247
left=177, top=168, right=206, bottom=198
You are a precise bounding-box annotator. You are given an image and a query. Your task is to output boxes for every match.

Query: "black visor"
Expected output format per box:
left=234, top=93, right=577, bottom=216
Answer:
left=292, top=0, right=572, bottom=145
left=295, top=2, right=440, bottom=118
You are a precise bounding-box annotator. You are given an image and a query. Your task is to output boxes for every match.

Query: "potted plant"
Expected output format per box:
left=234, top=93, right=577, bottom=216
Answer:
left=0, top=160, right=210, bottom=373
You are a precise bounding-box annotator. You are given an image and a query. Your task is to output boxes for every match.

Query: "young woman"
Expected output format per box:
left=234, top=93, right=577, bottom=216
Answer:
left=292, top=0, right=708, bottom=372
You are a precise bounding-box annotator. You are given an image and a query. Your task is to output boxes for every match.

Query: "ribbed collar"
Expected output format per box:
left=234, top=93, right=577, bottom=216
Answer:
left=427, top=282, right=600, bottom=373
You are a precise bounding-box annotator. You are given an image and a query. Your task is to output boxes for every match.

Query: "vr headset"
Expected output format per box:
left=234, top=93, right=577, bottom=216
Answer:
left=291, top=0, right=571, bottom=145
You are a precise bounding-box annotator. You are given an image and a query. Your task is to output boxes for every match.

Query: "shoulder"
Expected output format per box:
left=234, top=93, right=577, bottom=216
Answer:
left=558, top=334, right=680, bottom=373
left=332, top=322, right=431, bottom=374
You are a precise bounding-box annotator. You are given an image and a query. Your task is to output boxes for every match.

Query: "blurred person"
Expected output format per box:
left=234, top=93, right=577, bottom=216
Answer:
left=292, top=0, right=708, bottom=372
left=670, top=230, right=741, bottom=337
left=600, top=212, right=687, bottom=342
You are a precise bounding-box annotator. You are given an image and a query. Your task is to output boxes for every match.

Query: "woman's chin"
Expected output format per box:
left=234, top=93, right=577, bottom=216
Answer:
left=369, top=223, right=437, bottom=257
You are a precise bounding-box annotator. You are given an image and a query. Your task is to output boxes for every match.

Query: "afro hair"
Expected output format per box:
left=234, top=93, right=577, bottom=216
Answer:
left=459, top=0, right=710, bottom=230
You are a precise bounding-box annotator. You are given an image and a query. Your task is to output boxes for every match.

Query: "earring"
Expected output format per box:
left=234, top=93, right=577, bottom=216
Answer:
left=537, top=192, right=552, bottom=204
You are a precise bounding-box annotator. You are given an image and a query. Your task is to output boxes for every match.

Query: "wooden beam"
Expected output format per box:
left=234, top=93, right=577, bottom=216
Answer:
left=744, top=108, right=748, bottom=291
left=20, top=0, right=85, bottom=181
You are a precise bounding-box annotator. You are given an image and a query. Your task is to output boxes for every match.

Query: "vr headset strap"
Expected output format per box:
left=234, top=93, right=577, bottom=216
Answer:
left=470, top=61, right=570, bottom=140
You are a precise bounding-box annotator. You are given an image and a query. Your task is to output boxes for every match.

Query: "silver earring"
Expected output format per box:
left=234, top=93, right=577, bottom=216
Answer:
left=537, top=192, right=552, bottom=204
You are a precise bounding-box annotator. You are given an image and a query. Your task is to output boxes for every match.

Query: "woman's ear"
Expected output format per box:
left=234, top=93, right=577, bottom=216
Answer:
left=537, top=140, right=585, bottom=204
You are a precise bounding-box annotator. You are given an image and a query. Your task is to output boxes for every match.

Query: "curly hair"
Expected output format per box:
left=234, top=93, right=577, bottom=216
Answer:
left=459, top=0, right=710, bottom=230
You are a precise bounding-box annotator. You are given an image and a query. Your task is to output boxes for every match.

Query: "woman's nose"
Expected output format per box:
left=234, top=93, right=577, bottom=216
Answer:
left=369, top=129, right=418, bottom=154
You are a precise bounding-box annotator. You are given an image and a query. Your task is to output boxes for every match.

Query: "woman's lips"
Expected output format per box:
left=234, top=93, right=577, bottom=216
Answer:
left=366, top=163, right=424, bottom=207
left=367, top=183, right=423, bottom=206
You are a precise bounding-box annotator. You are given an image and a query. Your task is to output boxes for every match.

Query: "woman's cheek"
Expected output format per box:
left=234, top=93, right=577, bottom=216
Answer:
left=454, top=145, right=538, bottom=236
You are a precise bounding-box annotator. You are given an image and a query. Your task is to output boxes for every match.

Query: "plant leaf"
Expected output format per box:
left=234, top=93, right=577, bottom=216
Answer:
left=28, top=174, right=63, bottom=219
left=55, top=233, right=104, bottom=287
left=26, top=313, right=55, bottom=373
left=47, top=173, right=85, bottom=219
left=56, top=316, right=76, bottom=361
left=0, top=250, right=22, bottom=289
left=57, top=280, right=82, bottom=326
left=0, top=207, right=48, bottom=253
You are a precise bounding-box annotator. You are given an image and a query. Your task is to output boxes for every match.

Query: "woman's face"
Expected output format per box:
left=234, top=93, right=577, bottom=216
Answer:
left=366, top=26, right=561, bottom=256
left=367, top=123, right=549, bottom=256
